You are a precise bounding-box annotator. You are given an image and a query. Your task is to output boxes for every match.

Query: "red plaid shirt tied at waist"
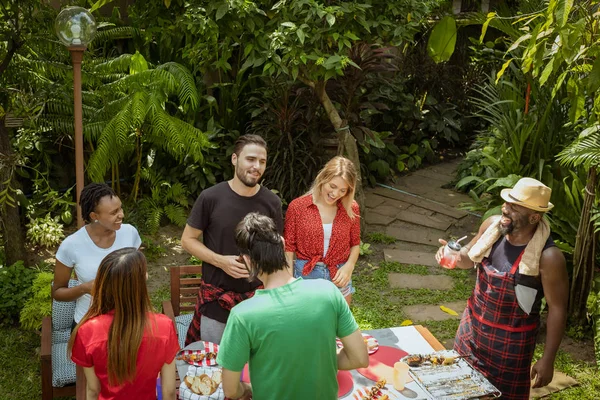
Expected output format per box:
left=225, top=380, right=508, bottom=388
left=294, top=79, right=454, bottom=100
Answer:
left=185, top=281, right=262, bottom=346
left=284, top=194, right=360, bottom=278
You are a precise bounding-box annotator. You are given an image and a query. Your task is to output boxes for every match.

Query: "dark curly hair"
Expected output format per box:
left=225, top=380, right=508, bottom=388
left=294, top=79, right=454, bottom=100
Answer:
left=80, top=183, right=116, bottom=223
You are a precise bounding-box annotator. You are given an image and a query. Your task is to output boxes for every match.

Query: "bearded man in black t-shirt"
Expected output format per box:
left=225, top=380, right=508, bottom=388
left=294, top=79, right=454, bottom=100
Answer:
left=181, top=134, right=283, bottom=345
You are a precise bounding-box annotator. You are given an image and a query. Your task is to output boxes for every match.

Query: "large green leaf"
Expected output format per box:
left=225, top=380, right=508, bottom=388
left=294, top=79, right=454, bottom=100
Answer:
left=90, top=0, right=115, bottom=13
left=589, top=57, right=600, bottom=93
left=129, top=51, right=148, bottom=75
left=554, top=0, right=574, bottom=28
left=427, top=16, right=457, bottom=64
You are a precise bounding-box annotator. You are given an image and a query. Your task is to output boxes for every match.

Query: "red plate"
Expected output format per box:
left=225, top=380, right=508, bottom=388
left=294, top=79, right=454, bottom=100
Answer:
left=336, top=333, right=379, bottom=355
left=242, top=365, right=353, bottom=398
left=357, top=346, right=412, bottom=383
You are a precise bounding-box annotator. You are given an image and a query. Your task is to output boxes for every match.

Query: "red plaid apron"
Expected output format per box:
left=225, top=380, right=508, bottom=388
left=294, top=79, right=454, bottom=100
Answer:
left=455, top=250, right=540, bottom=400
left=185, top=282, right=261, bottom=346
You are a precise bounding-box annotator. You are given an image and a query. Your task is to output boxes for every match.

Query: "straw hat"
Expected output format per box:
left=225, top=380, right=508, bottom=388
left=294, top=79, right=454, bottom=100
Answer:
left=500, top=177, right=554, bottom=212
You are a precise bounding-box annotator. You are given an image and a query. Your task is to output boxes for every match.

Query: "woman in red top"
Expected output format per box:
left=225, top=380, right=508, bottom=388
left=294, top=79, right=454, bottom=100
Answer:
left=284, top=156, right=360, bottom=304
left=68, top=248, right=180, bottom=400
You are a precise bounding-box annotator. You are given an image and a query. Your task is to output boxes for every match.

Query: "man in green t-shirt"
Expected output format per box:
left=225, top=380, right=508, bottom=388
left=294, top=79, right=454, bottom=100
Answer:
left=217, top=213, right=369, bottom=400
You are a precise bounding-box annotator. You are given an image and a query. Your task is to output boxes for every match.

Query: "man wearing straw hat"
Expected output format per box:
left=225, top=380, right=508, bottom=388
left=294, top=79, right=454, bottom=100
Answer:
left=435, top=177, right=568, bottom=399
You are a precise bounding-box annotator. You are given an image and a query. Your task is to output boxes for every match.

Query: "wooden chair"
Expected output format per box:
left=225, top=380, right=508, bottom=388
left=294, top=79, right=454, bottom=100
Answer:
left=162, top=265, right=202, bottom=348
left=41, top=280, right=84, bottom=400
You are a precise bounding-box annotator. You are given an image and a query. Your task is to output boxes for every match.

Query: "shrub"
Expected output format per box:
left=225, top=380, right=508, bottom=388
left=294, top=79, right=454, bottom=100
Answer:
left=20, top=272, right=54, bottom=331
left=26, top=214, right=65, bottom=248
left=0, top=261, right=36, bottom=326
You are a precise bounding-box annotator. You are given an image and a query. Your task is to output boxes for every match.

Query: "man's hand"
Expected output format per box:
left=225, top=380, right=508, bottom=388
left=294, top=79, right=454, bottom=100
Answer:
left=435, top=239, right=462, bottom=265
left=531, top=357, right=554, bottom=388
left=219, top=256, right=250, bottom=279
left=332, top=264, right=354, bottom=288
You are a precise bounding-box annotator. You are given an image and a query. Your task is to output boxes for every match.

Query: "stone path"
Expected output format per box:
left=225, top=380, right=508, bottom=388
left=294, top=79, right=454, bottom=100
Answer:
left=364, top=158, right=480, bottom=334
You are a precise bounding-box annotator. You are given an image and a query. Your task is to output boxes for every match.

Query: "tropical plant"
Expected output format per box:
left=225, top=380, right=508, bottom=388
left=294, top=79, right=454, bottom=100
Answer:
left=497, top=0, right=600, bottom=326
left=26, top=214, right=65, bottom=248
left=85, top=52, right=212, bottom=199
left=135, top=167, right=190, bottom=234
left=19, top=271, right=53, bottom=331
left=587, top=270, right=600, bottom=366
left=246, top=80, right=321, bottom=203
left=0, top=0, right=55, bottom=266
left=0, top=261, right=36, bottom=326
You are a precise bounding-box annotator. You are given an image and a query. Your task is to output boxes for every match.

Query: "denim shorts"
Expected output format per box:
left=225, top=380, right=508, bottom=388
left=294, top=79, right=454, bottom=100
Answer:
left=293, top=259, right=356, bottom=297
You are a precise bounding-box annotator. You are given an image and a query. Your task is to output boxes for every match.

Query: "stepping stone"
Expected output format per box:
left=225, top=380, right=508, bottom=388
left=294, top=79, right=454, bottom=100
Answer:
left=372, top=187, right=467, bottom=219
left=394, top=175, right=442, bottom=196
left=375, top=200, right=411, bottom=217
left=406, top=205, right=435, bottom=217
left=396, top=210, right=453, bottom=231
left=365, top=193, right=386, bottom=209
left=417, top=188, right=473, bottom=208
left=403, top=301, right=467, bottom=322
left=388, top=273, right=454, bottom=290
left=385, top=221, right=446, bottom=247
left=382, top=241, right=439, bottom=253
left=412, top=169, right=454, bottom=183
left=365, top=212, right=395, bottom=226
left=383, top=249, right=439, bottom=268
left=413, top=169, right=455, bottom=183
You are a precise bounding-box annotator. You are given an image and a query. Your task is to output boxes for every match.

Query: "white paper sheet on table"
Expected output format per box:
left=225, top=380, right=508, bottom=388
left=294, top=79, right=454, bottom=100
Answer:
left=388, top=326, right=436, bottom=354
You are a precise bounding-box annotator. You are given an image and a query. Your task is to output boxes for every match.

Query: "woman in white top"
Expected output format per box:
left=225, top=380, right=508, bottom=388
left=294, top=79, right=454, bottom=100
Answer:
left=53, top=183, right=142, bottom=325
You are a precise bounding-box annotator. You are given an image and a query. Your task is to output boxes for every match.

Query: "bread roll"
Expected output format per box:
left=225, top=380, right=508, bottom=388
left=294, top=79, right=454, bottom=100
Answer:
left=198, top=374, right=214, bottom=395
left=212, top=369, right=222, bottom=386
left=184, top=375, right=194, bottom=390
left=191, top=376, right=203, bottom=394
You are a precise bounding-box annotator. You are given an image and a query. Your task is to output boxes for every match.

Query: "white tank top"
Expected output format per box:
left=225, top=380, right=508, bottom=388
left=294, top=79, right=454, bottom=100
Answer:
left=323, top=223, right=333, bottom=257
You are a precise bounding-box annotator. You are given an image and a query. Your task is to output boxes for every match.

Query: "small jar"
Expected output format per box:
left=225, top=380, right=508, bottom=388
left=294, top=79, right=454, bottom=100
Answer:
left=440, top=240, right=462, bottom=269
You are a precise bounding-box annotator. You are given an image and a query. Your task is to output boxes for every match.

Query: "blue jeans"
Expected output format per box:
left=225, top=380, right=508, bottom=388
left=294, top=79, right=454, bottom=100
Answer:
left=293, top=259, right=355, bottom=297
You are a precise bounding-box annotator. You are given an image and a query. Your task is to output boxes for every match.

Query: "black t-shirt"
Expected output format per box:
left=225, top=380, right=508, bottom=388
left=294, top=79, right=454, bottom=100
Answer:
left=187, top=181, right=283, bottom=322
left=488, top=236, right=555, bottom=273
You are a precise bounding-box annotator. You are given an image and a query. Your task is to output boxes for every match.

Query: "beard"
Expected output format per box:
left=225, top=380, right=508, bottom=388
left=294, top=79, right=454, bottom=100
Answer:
left=236, top=166, right=261, bottom=188
left=499, top=213, right=530, bottom=236
left=499, top=222, right=514, bottom=236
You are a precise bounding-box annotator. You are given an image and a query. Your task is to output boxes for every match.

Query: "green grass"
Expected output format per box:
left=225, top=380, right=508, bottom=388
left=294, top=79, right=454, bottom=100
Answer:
left=0, top=326, right=44, bottom=399
left=351, top=261, right=472, bottom=329
left=150, top=283, right=171, bottom=312
left=532, top=345, right=600, bottom=399
left=422, top=319, right=461, bottom=342
left=366, top=232, right=397, bottom=244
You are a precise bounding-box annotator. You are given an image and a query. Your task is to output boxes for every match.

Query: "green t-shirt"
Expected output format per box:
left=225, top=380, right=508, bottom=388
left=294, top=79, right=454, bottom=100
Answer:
left=216, top=278, right=359, bottom=400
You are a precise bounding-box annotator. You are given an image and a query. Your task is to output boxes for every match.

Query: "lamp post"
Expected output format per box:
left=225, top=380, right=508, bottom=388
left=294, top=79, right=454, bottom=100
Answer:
left=55, top=7, right=97, bottom=228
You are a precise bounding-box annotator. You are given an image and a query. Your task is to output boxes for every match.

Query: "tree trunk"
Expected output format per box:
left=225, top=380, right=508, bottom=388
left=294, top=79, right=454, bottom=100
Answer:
left=568, top=167, right=597, bottom=325
left=132, top=129, right=142, bottom=201
left=0, top=118, right=26, bottom=266
left=312, top=81, right=366, bottom=232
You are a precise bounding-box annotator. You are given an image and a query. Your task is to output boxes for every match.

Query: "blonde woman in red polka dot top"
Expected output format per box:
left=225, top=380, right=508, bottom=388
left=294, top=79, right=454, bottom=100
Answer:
left=284, top=156, right=361, bottom=304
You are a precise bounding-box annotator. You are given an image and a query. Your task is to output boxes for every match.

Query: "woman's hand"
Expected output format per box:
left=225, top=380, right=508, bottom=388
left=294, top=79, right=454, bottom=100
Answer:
left=332, top=263, right=354, bottom=288
left=80, top=280, right=94, bottom=295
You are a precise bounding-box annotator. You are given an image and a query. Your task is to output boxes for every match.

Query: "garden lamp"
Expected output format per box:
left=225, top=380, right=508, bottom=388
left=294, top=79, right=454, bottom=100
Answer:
left=55, top=7, right=97, bottom=228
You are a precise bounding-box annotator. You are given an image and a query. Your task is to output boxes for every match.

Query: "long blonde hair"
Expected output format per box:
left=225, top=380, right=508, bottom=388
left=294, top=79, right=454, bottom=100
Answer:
left=310, top=156, right=358, bottom=219
left=68, top=248, right=153, bottom=386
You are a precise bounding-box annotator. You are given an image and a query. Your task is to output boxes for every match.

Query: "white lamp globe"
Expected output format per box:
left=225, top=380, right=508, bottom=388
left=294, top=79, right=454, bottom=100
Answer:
left=55, top=6, right=97, bottom=47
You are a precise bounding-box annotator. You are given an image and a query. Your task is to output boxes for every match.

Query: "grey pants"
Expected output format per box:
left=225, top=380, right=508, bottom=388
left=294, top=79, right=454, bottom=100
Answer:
left=200, top=315, right=226, bottom=344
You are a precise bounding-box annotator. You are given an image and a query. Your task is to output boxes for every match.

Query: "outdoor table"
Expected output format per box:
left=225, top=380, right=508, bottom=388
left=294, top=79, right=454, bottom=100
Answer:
left=177, top=324, right=445, bottom=399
